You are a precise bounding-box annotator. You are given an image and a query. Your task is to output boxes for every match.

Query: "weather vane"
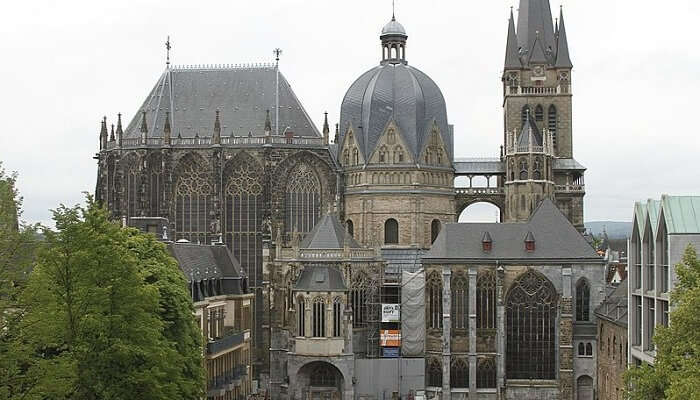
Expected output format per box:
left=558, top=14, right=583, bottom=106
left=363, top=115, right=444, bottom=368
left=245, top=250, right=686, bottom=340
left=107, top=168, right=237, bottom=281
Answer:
left=165, top=36, right=172, bottom=67
left=273, top=48, right=283, bottom=67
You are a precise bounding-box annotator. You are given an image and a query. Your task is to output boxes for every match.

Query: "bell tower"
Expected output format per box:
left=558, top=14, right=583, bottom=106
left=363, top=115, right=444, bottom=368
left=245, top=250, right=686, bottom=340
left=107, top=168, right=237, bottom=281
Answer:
left=501, top=1, right=584, bottom=229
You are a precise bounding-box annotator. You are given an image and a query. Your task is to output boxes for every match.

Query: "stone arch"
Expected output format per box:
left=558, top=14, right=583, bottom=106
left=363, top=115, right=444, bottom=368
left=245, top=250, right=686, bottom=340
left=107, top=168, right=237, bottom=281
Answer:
left=291, top=360, right=350, bottom=400
left=576, top=375, right=593, bottom=400
left=456, top=199, right=504, bottom=223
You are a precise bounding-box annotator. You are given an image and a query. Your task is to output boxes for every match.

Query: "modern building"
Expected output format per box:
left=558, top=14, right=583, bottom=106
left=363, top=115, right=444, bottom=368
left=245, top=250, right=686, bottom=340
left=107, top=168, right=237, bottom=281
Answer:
left=94, top=1, right=599, bottom=398
left=594, top=279, right=628, bottom=400
left=627, top=196, right=700, bottom=366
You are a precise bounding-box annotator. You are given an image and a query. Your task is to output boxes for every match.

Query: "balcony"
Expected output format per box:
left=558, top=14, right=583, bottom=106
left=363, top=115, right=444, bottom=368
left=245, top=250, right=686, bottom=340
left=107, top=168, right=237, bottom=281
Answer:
left=207, top=365, right=248, bottom=395
left=455, top=187, right=505, bottom=195
left=555, top=184, right=585, bottom=194
left=207, top=331, right=245, bottom=355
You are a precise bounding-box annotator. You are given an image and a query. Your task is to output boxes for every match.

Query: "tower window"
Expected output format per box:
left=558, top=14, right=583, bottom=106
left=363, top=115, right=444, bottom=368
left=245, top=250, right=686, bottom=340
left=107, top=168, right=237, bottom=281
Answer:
left=535, top=104, right=544, bottom=121
left=548, top=105, right=557, bottom=148
left=430, top=219, right=441, bottom=244
left=346, top=219, right=354, bottom=237
left=312, top=297, right=326, bottom=337
left=384, top=218, right=399, bottom=244
left=576, top=279, right=590, bottom=321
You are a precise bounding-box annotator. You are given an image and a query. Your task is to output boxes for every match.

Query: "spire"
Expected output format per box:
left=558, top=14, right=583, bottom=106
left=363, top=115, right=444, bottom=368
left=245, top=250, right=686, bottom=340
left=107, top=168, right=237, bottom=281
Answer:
left=163, top=111, right=171, bottom=145
left=554, top=7, right=573, bottom=68
left=140, top=110, right=148, bottom=133
left=213, top=110, right=221, bottom=144
left=264, top=109, right=272, bottom=133
left=517, top=109, right=543, bottom=148
left=165, top=36, right=172, bottom=68
left=504, top=7, right=521, bottom=69
left=322, top=111, right=329, bottom=145
left=334, top=123, right=339, bottom=144
left=99, top=117, right=108, bottom=150
left=116, top=113, right=123, bottom=147
left=516, top=0, right=556, bottom=64
left=528, top=31, right=548, bottom=64
left=110, top=124, right=115, bottom=142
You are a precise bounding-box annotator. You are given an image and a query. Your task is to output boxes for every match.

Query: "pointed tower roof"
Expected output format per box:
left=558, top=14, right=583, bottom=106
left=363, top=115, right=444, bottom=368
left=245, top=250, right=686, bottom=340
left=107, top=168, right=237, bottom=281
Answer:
left=300, top=214, right=362, bottom=249
left=528, top=32, right=549, bottom=64
left=554, top=7, right=573, bottom=68
left=116, top=113, right=124, bottom=137
left=517, top=110, right=543, bottom=147
left=516, top=0, right=556, bottom=64
left=322, top=111, right=330, bottom=135
left=504, top=8, right=522, bottom=69
left=100, top=116, right=108, bottom=139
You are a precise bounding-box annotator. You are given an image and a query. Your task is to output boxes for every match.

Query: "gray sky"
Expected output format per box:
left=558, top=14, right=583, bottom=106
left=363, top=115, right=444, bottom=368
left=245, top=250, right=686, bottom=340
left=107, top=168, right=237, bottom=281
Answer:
left=1, top=0, right=698, bottom=226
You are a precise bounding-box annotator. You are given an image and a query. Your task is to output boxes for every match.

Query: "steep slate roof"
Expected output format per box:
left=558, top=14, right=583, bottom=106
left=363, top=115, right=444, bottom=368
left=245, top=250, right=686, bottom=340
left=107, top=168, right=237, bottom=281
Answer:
left=168, top=243, right=246, bottom=295
left=300, top=214, right=361, bottom=249
left=660, top=195, right=700, bottom=234
left=293, top=265, right=347, bottom=291
left=517, top=114, right=543, bottom=147
left=516, top=0, right=556, bottom=64
left=594, top=278, right=628, bottom=327
left=554, top=8, right=574, bottom=68
left=425, top=199, right=601, bottom=262
left=123, top=66, right=320, bottom=139
left=504, top=9, right=522, bottom=69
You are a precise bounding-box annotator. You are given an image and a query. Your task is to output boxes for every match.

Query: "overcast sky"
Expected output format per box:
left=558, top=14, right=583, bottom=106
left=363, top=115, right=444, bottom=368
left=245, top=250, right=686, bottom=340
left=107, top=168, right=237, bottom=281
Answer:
left=1, top=0, right=698, bottom=227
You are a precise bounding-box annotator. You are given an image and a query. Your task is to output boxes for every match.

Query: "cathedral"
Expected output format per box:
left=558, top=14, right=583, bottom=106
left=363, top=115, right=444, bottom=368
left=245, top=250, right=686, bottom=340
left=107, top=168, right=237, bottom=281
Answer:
left=94, top=1, right=603, bottom=399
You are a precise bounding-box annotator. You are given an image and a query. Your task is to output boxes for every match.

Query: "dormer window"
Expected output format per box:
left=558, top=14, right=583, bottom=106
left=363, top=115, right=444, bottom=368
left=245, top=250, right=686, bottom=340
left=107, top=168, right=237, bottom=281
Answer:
left=482, top=232, right=493, bottom=252
left=525, top=232, right=536, bottom=252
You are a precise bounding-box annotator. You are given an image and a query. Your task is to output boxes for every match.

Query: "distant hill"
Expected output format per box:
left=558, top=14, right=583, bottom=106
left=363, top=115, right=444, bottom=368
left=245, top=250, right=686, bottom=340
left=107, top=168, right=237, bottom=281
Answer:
left=585, top=221, right=632, bottom=239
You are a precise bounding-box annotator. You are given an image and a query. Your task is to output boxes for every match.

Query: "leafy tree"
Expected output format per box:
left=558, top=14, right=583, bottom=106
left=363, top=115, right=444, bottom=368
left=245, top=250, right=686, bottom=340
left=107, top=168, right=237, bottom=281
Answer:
left=625, top=245, right=700, bottom=400
left=7, top=198, right=203, bottom=399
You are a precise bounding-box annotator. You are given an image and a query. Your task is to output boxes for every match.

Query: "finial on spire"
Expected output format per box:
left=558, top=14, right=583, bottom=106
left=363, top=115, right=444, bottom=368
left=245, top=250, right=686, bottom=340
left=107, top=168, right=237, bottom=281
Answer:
left=392, top=0, right=395, bottom=20
left=264, top=109, right=272, bottom=133
left=322, top=112, right=330, bottom=145
left=213, top=110, right=221, bottom=144
left=110, top=124, right=115, bottom=142
left=273, top=48, right=283, bottom=67
left=165, top=36, right=172, bottom=68
left=164, top=111, right=171, bottom=145
left=140, top=110, right=148, bottom=133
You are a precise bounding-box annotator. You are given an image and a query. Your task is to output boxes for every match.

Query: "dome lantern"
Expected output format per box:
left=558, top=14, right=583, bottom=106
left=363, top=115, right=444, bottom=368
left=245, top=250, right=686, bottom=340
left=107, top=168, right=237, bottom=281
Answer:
left=380, top=16, right=407, bottom=65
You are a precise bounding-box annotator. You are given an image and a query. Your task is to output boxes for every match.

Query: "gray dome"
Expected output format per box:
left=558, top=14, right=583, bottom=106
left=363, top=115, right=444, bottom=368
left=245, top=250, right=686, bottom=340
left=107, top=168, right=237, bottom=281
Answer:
left=339, top=63, right=452, bottom=163
left=381, top=17, right=407, bottom=36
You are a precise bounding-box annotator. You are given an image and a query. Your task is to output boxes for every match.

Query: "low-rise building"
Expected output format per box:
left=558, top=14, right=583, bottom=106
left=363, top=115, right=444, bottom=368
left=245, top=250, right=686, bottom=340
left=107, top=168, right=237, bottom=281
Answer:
left=594, top=279, right=628, bottom=400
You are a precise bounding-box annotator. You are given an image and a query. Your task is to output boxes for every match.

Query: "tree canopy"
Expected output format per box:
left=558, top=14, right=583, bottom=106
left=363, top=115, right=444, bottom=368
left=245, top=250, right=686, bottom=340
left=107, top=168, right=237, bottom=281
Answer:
left=625, top=245, right=700, bottom=400
left=1, top=194, right=204, bottom=399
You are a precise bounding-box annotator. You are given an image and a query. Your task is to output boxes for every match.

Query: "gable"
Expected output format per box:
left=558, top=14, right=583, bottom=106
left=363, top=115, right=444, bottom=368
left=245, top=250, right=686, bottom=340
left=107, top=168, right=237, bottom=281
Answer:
left=419, top=122, right=450, bottom=167
left=367, top=120, right=414, bottom=165
left=339, top=126, right=365, bottom=167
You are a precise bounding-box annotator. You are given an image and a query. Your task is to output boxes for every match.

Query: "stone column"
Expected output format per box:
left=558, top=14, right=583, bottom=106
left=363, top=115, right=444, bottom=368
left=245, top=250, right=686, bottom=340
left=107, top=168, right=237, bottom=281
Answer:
left=560, top=266, right=574, bottom=400
left=304, top=296, right=311, bottom=338
left=468, top=267, right=477, bottom=397
left=442, top=266, right=452, bottom=400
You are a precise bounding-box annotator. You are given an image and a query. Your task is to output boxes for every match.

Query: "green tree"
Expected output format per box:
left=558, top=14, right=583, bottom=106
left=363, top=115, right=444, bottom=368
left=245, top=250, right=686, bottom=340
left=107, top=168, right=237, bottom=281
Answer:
left=625, top=245, right=700, bottom=400
left=9, top=198, right=203, bottom=399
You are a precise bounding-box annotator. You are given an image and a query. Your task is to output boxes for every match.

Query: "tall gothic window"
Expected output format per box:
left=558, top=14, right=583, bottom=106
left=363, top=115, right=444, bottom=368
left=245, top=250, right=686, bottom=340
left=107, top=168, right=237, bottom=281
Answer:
left=224, top=163, right=263, bottom=287
left=519, top=159, right=528, bottom=180
left=535, top=104, right=544, bottom=121
left=450, top=359, right=469, bottom=388
left=351, top=272, right=369, bottom=327
left=333, top=297, right=342, bottom=337
left=427, top=271, right=443, bottom=330
left=148, top=152, right=163, bottom=217
left=576, top=279, right=591, bottom=321
left=385, top=218, right=399, bottom=244
left=477, top=271, right=497, bottom=329
left=312, top=297, right=326, bottom=337
left=123, top=155, right=140, bottom=220
left=106, top=156, right=116, bottom=211
left=175, top=157, right=212, bottom=245
left=427, top=359, right=442, bottom=387
left=431, top=219, right=441, bottom=244
left=506, top=269, right=558, bottom=380
left=477, top=358, right=497, bottom=388
left=286, top=163, right=321, bottom=234
left=452, top=274, right=468, bottom=332
left=297, top=297, right=305, bottom=337
left=548, top=105, right=557, bottom=147
left=533, top=158, right=542, bottom=180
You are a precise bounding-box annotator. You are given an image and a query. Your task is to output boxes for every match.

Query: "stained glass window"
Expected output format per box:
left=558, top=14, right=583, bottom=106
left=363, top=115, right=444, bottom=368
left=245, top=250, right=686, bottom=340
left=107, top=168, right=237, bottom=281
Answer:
left=148, top=152, right=163, bottom=217
left=286, top=163, right=321, bottom=234
left=175, top=157, right=212, bottom=245
left=312, top=297, right=326, bottom=337
left=477, top=271, right=497, bottom=329
left=427, top=358, right=442, bottom=387
left=428, top=271, right=443, bottom=330
left=452, top=274, right=468, bottom=331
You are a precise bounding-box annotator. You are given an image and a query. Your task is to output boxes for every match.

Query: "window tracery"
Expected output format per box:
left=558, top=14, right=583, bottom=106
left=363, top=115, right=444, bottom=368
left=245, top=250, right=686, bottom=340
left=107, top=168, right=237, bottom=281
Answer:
left=286, top=163, right=321, bottom=234
left=427, top=271, right=443, bottom=330
left=175, top=157, right=212, bottom=245
left=297, top=297, right=306, bottom=336
left=450, top=358, right=468, bottom=388
left=476, top=358, right=497, bottom=388
left=506, top=269, right=558, bottom=380
left=452, top=274, right=468, bottom=332
left=519, top=159, right=528, bottom=180
left=148, top=153, right=163, bottom=217
left=477, top=270, right=497, bottom=329
left=427, top=358, right=442, bottom=387
left=312, top=297, right=326, bottom=337
left=351, top=272, right=369, bottom=327
left=310, top=365, right=336, bottom=387
left=333, top=297, right=342, bottom=337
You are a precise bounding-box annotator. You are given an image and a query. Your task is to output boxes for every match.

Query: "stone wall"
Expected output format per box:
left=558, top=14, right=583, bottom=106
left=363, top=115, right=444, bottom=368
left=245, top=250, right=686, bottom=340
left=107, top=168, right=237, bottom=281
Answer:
left=596, top=319, right=628, bottom=400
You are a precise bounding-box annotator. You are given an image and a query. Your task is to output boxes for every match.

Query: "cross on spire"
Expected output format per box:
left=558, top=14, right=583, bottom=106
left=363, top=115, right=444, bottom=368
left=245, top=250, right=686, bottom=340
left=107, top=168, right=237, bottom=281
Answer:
left=273, top=48, right=283, bottom=67
left=165, top=36, right=172, bottom=67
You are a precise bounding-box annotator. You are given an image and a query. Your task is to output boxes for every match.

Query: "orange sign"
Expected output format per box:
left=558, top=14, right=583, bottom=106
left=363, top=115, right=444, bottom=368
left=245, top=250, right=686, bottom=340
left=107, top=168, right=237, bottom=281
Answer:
left=380, top=330, right=401, bottom=347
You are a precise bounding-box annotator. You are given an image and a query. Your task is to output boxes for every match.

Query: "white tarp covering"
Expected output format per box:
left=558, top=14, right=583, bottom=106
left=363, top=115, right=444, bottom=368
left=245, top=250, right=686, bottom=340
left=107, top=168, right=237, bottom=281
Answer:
left=401, top=270, right=425, bottom=356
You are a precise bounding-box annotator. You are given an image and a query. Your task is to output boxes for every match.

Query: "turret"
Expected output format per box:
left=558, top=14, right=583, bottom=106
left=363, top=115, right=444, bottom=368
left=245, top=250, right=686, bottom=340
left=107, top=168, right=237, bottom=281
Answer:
left=139, top=110, right=148, bottom=143
left=322, top=112, right=329, bottom=145
left=213, top=110, right=221, bottom=145
left=116, top=113, right=124, bottom=147
left=99, top=116, right=108, bottom=150
left=163, top=111, right=171, bottom=145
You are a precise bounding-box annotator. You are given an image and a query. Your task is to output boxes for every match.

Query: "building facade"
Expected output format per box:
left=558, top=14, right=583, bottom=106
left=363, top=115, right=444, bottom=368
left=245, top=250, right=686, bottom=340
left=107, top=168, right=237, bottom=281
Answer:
left=627, top=196, right=700, bottom=366
left=94, top=1, right=599, bottom=398
left=594, top=279, right=628, bottom=400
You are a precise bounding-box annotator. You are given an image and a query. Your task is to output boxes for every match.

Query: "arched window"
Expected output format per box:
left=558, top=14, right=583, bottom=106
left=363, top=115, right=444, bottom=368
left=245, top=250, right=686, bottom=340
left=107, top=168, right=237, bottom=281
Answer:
left=452, top=274, right=468, bottom=332
left=577, top=375, right=594, bottom=400
left=519, top=159, right=528, bottom=180
left=576, top=279, right=590, bottom=321
left=224, top=162, right=263, bottom=284
left=148, top=152, right=163, bottom=217
left=352, top=148, right=359, bottom=165
left=379, top=145, right=387, bottom=163
left=351, top=272, right=369, bottom=327
left=450, top=359, right=469, bottom=388
left=346, top=219, right=354, bottom=237
left=548, top=105, right=557, bottom=148
left=533, top=157, right=542, bottom=180
left=586, top=342, right=593, bottom=356
left=385, top=218, right=399, bottom=244
left=310, top=364, right=336, bottom=387
left=123, top=155, right=140, bottom=220
left=578, top=342, right=585, bottom=356
left=312, top=297, right=326, bottom=337
left=427, top=359, right=442, bottom=387
left=333, top=298, right=342, bottom=337
left=535, top=104, right=544, bottom=121
left=175, top=156, right=213, bottom=245
left=427, top=271, right=443, bottom=330
left=477, top=358, right=497, bottom=388
left=506, top=269, right=558, bottom=380
left=297, top=297, right=305, bottom=337
left=477, top=271, right=497, bottom=329
left=431, top=219, right=441, bottom=244
left=286, top=163, right=321, bottom=234
left=613, top=336, right=617, bottom=360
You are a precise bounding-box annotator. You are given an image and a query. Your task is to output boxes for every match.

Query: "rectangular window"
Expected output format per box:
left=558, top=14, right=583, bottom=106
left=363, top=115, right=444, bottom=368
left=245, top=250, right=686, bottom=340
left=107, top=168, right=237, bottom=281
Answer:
left=634, top=296, right=642, bottom=346
left=646, top=239, right=655, bottom=291
left=646, top=298, right=655, bottom=351
left=661, top=301, right=669, bottom=327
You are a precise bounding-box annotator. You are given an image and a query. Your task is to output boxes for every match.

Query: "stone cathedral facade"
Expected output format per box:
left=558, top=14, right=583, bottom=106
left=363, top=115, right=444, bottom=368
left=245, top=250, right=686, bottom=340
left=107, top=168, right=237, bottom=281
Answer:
left=95, top=1, right=602, bottom=399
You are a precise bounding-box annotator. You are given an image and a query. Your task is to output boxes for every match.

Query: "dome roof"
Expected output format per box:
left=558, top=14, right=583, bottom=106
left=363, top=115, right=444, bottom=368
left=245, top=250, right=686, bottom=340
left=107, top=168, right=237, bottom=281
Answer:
left=339, top=63, right=451, bottom=163
left=381, top=17, right=406, bottom=36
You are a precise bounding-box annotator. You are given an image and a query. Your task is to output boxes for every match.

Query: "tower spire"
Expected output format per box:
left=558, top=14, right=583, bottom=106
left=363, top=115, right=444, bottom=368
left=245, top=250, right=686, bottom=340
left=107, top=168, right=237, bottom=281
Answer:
left=554, top=6, right=573, bottom=68
left=322, top=111, right=330, bottom=145
left=504, top=7, right=521, bottom=69
left=99, top=116, right=108, bottom=150
left=516, top=0, right=556, bottom=64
